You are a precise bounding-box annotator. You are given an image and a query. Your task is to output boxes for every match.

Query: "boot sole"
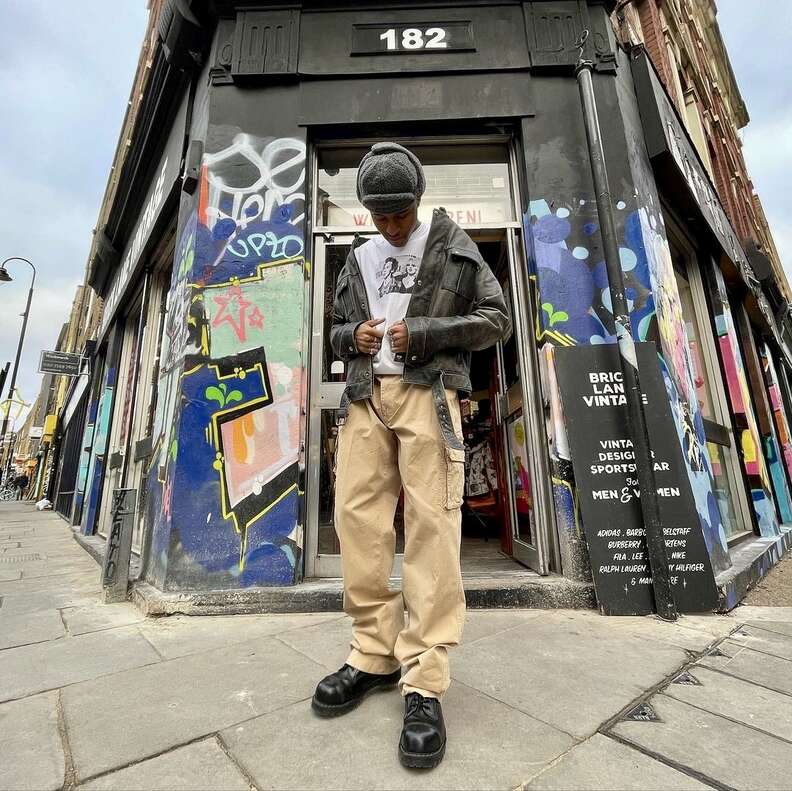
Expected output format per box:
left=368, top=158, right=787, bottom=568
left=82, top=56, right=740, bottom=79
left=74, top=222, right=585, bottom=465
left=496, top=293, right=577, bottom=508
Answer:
left=399, top=740, right=446, bottom=769
left=311, top=679, right=399, bottom=718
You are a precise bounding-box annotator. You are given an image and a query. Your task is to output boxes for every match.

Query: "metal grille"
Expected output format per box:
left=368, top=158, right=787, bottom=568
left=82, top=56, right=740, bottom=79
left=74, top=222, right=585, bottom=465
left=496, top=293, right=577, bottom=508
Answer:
left=53, top=391, right=89, bottom=520
left=55, top=490, right=75, bottom=517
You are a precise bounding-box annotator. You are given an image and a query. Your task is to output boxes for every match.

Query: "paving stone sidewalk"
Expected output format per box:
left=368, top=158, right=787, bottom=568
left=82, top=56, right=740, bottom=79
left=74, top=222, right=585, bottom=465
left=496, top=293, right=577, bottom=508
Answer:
left=1, top=501, right=791, bottom=791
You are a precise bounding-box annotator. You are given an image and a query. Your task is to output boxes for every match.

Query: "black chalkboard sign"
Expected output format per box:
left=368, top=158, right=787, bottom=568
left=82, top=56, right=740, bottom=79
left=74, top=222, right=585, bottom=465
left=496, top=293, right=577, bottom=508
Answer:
left=555, top=343, right=718, bottom=615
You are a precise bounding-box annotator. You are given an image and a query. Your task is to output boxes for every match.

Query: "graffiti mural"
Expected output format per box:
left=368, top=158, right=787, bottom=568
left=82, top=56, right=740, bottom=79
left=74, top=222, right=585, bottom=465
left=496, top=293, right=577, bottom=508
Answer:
left=81, top=377, right=115, bottom=536
left=144, top=133, right=307, bottom=588
left=759, top=343, right=792, bottom=523
left=706, top=266, right=780, bottom=537
left=527, top=196, right=732, bottom=574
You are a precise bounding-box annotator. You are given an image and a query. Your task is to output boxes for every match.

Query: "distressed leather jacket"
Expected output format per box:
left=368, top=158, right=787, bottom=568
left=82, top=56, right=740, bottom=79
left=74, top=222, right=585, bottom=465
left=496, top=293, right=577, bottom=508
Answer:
left=330, top=208, right=511, bottom=444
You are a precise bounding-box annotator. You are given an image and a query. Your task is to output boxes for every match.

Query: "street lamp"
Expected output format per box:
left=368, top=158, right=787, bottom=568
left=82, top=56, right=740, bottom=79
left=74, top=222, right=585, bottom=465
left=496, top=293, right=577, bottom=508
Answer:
left=0, top=257, right=36, bottom=445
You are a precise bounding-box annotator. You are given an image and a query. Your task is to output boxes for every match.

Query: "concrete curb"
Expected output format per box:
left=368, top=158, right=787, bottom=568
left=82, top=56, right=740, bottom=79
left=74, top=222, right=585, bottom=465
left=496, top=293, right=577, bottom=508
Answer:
left=69, top=518, right=597, bottom=616
left=716, top=526, right=792, bottom=611
left=72, top=531, right=104, bottom=564
left=69, top=514, right=791, bottom=616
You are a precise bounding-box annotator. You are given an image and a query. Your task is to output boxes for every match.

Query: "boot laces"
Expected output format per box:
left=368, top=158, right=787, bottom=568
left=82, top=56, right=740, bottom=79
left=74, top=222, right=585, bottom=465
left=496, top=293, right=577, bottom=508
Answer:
left=405, top=693, right=437, bottom=719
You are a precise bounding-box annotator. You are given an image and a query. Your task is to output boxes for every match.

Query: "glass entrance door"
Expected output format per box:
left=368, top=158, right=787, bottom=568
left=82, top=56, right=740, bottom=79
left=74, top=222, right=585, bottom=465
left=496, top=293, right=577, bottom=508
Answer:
left=494, top=230, right=553, bottom=572
left=306, top=235, right=374, bottom=578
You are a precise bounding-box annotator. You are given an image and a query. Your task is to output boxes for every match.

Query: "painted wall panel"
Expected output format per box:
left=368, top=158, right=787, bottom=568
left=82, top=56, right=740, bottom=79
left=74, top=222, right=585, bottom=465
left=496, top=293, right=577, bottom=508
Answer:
left=706, top=266, right=780, bottom=537
left=523, top=60, right=732, bottom=578
left=143, top=120, right=308, bottom=590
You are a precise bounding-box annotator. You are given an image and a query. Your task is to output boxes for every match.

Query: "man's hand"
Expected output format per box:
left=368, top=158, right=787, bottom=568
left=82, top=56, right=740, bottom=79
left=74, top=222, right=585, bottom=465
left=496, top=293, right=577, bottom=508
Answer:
left=355, top=318, right=385, bottom=355
left=388, top=321, right=409, bottom=354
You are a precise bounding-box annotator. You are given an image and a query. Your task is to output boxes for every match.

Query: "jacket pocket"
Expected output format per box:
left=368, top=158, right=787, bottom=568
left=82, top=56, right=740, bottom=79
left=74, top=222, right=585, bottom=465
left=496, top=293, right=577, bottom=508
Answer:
left=441, top=248, right=480, bottom=302
left=445, top=446, right=466, bottom=510
left=335, top=276, right=354, bottom=319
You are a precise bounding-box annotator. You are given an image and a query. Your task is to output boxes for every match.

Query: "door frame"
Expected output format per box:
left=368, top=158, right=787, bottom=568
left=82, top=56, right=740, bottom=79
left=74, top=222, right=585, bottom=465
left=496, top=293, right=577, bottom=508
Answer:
left=503, top=226, right=555, bottom=573
left=305, top=232, right=375, bottom=578
left=304, top=135, right=556, bottom=578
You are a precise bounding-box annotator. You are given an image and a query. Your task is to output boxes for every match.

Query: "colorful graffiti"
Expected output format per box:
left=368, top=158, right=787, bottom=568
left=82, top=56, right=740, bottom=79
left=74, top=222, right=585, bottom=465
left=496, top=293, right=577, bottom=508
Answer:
left=81, top=378, right=115, bottom=535
left=144, top=133, right=307, bottom=588
left=759, top=343, right=792, bottom=524
left=527, top=196, right=732, bottom=574
left=707, top=266, right=780, bottom=537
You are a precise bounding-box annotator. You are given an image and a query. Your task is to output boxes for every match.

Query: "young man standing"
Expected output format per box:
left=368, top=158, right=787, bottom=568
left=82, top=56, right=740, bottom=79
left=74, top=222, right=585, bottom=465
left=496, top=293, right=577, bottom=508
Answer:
left=312, top=142, right=510, bottom=769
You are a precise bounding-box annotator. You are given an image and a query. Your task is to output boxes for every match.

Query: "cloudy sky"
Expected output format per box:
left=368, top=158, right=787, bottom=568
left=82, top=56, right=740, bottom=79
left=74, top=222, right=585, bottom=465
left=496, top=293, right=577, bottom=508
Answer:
left=0, top=1, right=148, bottom=428
left=0, top=1, right=789, bottom=430
left=718, top=2, right=792, bottom=271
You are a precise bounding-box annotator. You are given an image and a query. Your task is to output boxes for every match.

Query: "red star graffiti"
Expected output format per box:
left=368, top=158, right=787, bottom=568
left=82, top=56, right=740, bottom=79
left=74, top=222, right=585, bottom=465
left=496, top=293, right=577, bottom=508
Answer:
left=212, top=285, right=251, bottom=342
left=248, top=305, right=265, bottom=330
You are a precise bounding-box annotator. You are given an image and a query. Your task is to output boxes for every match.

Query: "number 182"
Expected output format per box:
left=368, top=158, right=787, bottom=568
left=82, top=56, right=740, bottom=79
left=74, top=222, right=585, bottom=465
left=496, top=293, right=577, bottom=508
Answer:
left=379, top=27, right=448, bottom=50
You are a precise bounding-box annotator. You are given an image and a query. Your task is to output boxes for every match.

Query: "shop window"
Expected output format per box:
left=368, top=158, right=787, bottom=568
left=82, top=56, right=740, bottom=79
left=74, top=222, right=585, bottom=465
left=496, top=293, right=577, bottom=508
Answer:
left=669, top=236, right=752, bottom=541
left=758, top=341, right=792, bottom=522
left=94, top=223, right=177, bottom=550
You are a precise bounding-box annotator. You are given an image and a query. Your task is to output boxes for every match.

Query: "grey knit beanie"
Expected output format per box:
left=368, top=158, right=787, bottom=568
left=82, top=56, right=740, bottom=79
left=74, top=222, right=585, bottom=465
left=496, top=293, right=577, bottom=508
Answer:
left=356, top=142, right=426, bottom=214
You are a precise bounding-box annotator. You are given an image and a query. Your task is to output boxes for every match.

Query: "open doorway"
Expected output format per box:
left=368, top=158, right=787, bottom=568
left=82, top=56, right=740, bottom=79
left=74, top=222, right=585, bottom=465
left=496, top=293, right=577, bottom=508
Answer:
left=305, top=136, right=554, bottom=579
left=459, top=233, right=537, bottom=573
left=307, top=229, right=548, bottom=577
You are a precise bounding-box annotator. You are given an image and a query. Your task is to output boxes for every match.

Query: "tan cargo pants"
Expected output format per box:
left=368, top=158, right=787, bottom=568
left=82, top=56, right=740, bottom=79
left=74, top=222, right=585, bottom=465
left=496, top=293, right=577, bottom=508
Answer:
left=334, top=376, right=467, bottom=699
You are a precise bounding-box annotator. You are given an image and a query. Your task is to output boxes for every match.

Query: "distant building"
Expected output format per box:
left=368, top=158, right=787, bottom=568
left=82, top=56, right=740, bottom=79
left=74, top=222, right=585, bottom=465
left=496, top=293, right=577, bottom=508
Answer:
left=614, top=0, right=788, bottom=298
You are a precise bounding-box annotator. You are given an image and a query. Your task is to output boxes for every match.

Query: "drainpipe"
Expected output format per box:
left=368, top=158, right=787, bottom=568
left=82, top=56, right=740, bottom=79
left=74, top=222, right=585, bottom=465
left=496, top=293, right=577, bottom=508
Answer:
left=574, top=32, right=678, bottom=621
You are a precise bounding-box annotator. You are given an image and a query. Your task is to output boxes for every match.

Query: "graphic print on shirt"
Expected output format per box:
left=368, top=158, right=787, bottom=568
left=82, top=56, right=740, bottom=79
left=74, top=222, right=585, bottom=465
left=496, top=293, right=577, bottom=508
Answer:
left=356, top=221, right=430, bottom=375
left=377, top=254, right=420, bottom=297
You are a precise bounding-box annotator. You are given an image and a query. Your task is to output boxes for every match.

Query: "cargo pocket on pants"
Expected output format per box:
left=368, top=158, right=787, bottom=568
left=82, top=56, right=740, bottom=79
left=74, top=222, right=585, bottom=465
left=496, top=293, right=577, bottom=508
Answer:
left=445, top=446, right=466, bottom=510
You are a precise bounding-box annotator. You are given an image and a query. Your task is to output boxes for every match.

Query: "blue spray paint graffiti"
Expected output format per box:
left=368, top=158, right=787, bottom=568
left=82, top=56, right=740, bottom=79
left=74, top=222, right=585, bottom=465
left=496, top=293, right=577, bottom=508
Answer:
left=527, top=196, right=731, bottom=575
left=144, top=134, right=307, bottom=589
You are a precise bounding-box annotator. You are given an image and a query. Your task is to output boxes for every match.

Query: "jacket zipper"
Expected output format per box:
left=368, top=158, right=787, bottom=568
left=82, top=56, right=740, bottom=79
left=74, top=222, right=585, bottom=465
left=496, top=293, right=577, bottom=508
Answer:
left=349, top=244, right=375, bottom=381
left=351, top=213, right=445, bottom=383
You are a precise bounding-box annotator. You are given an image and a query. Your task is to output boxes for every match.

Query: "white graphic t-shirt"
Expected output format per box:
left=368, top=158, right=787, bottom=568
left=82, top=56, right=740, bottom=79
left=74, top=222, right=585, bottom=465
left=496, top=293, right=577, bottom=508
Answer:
left=355, top=222, right=430, bottom=375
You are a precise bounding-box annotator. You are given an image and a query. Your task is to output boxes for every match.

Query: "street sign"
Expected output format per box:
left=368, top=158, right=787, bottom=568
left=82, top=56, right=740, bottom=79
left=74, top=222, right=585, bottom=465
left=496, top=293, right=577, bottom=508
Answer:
left=38, top=350, right=83, bottom=376
left=28, top=427, right=43, bottom=439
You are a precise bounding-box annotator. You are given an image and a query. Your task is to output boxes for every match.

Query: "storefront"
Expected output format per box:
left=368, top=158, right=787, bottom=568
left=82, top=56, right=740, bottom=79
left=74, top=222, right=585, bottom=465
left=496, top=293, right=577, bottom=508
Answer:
left=51, top=381, right=90, bottom=520
left=75, top=0, right=791, bottom=614
left=632, top=48, right=792, bottom=607
left=70, top=84, right=189, bottom=557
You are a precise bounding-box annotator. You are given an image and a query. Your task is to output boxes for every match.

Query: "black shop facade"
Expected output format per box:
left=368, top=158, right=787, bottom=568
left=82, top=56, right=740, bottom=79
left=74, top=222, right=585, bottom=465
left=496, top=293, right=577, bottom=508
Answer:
left=78, top=0, right=791, bottom=616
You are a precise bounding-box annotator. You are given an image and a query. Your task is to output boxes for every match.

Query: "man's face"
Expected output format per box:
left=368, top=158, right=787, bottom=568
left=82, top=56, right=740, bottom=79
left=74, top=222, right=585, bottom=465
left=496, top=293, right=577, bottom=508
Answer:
left=371, top=202, right=419, bottom=248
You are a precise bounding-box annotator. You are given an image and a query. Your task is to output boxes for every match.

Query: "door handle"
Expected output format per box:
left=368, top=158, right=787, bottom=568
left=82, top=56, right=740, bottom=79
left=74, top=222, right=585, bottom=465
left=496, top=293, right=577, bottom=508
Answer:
left=495, top=393, right=509, bottom=425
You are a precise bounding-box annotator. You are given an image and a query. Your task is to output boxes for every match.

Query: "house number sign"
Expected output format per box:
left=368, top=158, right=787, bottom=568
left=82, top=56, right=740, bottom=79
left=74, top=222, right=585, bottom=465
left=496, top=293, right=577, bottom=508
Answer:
left=352, top=22, right=475, bottom=55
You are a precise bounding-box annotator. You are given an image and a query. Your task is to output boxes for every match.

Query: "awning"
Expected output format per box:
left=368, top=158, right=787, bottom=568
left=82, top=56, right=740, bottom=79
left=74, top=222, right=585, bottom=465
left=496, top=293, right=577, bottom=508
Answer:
left=60, top=371, right=90, bottom=430
left=630, top=47, right=782, bottom=344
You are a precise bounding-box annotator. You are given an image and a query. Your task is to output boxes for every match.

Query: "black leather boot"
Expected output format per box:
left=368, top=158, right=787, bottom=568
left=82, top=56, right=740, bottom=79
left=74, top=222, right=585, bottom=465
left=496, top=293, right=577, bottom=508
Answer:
left=311, top=664, right=401, bottom=717
left=398, top=692, right=446, bottom=769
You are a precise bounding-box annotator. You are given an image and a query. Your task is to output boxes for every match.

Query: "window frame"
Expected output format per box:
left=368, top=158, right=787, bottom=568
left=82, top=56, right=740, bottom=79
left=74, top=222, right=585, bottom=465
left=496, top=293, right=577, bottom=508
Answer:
left=663, top=210, right=755, bottom=545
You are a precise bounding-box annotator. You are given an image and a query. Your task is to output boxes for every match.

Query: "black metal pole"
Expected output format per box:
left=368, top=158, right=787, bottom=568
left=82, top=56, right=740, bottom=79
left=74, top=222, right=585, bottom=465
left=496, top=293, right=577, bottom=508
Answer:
left=0, top=363, right=8, bottom=404
left=575, top=40, right=678, bottom=621
left=0, top=258, right=37, bottom=445
left=3, top=431, right=16, bottom=488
